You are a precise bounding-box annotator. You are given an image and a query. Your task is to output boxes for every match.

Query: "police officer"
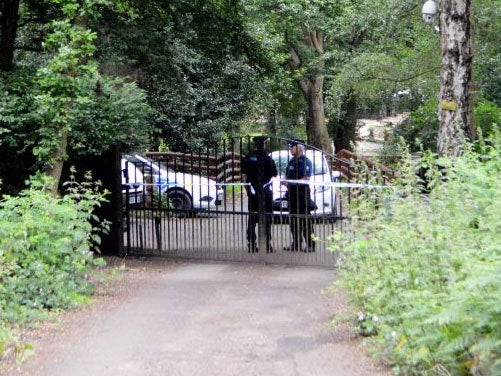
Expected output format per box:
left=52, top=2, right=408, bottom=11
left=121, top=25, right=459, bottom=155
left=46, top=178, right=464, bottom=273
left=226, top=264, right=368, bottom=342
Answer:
left=282, top=139, right=315, bottom=252
left=241, top=136, right=278, bottom=253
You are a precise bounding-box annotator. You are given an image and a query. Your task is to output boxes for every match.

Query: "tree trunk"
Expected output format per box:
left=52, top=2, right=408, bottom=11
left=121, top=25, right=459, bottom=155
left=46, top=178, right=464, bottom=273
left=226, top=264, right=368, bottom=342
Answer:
left=333, top=90, right=358, bottom=153
left=304, top=73, right=333, bottom=154
left=269, top=108, right=277, bottom=135
left=437, top=0, right=474, bottom=157
left=47, top=130, right=68, bottom=196
left=287, top=30, right=333, bottom=154
left=0, top=0, right=20, bottom=71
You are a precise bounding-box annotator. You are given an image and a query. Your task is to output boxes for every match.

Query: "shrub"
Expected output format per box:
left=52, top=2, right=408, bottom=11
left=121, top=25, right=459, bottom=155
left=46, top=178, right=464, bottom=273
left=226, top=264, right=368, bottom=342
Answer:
left=393, top=98, right=439, bottom=153
left=333, top=134, right=501, bottom=375
left=474, top=100, right=500, bottom=139
left=0, top=172, right=108, bottom=324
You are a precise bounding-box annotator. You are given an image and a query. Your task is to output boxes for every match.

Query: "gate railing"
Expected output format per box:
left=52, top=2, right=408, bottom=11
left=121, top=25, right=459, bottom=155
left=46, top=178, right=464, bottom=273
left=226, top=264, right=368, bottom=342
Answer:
left=331, top=149, right=397, bottom=183
left=121, top=137, right=394, bottom=266
left=145, top=150, right=242, bottom=184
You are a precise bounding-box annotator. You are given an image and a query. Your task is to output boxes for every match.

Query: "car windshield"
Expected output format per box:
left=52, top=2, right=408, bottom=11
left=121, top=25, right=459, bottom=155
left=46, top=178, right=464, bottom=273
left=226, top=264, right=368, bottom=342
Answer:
left=272, top=152, right=327, bottom=176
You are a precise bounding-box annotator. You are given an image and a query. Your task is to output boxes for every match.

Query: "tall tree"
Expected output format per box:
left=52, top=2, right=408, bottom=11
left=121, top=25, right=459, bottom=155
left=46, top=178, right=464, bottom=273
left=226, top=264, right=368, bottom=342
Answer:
left=242, top=0, right=418, bottom=153
left=94, top=0, right=269, bottom=151
left=0, top=0, right=152, bottom=194
left=286, top=25, right=331, bottom=152
left=0, top=0, right=20, bottom=71
left=242, top=0, right=345, bottom=152
left=437, top=0, right=474, bottom=156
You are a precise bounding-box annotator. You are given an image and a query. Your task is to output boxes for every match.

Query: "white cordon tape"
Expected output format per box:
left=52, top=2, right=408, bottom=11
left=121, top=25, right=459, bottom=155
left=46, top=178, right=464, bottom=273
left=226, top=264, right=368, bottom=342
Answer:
left=128, top=180, right=391, bottom=190
left=215, top=180, right=391, bottom=190
left=126, top=183, right=226, bottom=187
left=279, top=179, right=391, bottom=190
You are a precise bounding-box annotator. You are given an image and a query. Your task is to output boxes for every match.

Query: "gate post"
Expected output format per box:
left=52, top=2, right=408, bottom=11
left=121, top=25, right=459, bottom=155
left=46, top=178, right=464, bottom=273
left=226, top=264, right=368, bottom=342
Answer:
left=257, top=152, right=267, bottom=256
left=62, top=144, right=124, bottom=256
left=101, top=144, right=124, bottom=256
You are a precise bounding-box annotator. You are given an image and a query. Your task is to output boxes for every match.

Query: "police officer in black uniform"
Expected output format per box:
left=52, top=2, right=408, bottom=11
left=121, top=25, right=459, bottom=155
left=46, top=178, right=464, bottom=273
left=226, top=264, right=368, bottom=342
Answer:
left=282, top=138, right=315, bottom=252
left=241, top=136, right=278, bottom=253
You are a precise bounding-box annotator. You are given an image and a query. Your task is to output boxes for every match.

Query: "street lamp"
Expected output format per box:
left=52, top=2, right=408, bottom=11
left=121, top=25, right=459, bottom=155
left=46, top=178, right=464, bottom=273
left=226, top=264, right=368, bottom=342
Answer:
left=421, top=0, right=439, bottom=24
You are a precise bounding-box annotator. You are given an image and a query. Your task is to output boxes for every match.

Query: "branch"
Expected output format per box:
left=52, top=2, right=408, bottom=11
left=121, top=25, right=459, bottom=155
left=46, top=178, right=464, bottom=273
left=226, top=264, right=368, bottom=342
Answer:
left=298, top=78, right=309, bottom=96
left=287, top=44, right=309, bottom=95
left=310, top=31, right=324, bottom=55
left=353, top=64, right=440, bottom=83
left=287, top=44, right=301, bottom=71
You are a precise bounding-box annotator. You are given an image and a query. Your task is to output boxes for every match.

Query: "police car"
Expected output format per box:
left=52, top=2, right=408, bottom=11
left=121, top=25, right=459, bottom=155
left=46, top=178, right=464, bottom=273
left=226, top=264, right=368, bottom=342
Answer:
left=270, top=149, right=339, bottom=219
left=122, top=155, right=223, bottom=212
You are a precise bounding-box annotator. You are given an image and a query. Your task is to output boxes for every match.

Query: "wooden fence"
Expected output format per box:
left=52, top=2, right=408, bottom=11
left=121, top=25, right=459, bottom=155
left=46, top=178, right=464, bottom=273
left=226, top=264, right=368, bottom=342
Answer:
left=146, top=149, right=396, bottom=185
left=146, top=151, right=242, bottom=183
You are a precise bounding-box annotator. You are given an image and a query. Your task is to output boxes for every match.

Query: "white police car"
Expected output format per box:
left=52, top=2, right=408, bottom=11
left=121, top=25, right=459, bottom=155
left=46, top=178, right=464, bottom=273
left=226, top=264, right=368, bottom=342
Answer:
left=123, top=154, right=223, bottom=212
left=270, top=149, right=339, bottom=218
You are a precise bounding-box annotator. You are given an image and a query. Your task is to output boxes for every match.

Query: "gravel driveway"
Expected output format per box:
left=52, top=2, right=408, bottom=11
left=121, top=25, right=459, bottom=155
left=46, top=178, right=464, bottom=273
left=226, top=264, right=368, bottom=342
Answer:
left=4, top=258, right=390, bottom=376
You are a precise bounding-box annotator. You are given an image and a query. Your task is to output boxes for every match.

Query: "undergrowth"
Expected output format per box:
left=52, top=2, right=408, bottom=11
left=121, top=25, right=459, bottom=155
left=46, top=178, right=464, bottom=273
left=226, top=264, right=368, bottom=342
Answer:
left=0, top=171, right=109, bottom=363
left=333, top=133, right=501, bottom=375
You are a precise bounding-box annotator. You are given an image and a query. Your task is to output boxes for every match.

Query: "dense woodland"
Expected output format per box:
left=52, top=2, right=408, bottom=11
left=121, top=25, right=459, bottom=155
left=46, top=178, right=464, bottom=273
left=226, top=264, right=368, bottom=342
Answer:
left=0, top=0, right=499, bottom=193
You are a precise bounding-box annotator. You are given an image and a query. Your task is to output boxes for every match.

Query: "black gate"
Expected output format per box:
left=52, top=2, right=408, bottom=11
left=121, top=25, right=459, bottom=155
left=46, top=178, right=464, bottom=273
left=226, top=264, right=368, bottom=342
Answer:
left=120, top=137, right=362, bottom=267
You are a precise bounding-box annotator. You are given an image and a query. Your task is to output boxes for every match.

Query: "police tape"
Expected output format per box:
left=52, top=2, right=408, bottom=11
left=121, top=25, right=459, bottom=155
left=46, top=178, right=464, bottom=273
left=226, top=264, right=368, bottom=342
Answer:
left=213, top=180, right=391, bottom=190
left=279, top=179, right=391, bottom=190
left=126, top=182, right=250, bottom=190
left=126, top=181, right=391, bottom=190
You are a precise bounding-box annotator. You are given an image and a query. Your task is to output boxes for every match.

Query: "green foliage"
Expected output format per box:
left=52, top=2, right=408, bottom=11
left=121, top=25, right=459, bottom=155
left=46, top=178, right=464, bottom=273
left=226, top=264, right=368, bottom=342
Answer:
left=391, top=99, right=501, bottom=155
left=94, top=0, right=266, bottom=150
left=474, top=0, right=501, bottom=106
left=334, top=133, right=501, bottom=375
left=0, top=0, right=153, bottom=193
left=0, top=173, right=108, bottom=326
left=69, top=76, right=152, bottom=156
left=393, top=98, right=440, bottom=153
left=474, top=100, right=501, bottom=139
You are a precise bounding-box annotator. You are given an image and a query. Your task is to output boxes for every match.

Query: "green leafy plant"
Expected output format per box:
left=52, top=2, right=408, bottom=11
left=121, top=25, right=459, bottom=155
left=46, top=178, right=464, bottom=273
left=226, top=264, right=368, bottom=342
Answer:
left=474, top=100, right=500, bottom=139
left=0, top=172, right=108, bottom=326
left=333, top=132, right=501, bottom=375
left=393, top=98, right=439, bottom=153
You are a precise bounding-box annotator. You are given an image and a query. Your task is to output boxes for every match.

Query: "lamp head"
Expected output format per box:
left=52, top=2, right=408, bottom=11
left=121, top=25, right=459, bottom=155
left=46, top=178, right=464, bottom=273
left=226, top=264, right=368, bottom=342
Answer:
left=422, top=0, right=439, bottom=24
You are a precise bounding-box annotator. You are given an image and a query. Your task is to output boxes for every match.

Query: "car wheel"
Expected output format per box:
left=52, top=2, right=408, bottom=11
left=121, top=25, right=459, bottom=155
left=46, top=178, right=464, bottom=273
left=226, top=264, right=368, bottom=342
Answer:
left=168, top=190, right=193, bottom=217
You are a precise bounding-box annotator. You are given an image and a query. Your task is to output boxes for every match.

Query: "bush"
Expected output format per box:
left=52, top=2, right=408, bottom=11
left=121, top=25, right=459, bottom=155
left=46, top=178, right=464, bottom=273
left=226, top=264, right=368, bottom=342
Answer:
left=474, top=100, right=500, bottom=139
left=0, top=173, right=108, bottom=325
left=393, top=98, right=439, bottom=153
left=333, top=134, right=501, bottom=375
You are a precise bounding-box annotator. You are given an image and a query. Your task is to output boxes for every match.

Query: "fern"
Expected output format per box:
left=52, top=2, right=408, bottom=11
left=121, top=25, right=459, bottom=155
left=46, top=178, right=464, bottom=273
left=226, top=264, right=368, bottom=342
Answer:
left=335, top=132, right=501, bottom=375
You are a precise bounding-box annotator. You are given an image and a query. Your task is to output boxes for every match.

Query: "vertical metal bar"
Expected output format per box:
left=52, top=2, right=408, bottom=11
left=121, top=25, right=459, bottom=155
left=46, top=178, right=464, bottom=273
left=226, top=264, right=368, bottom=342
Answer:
left=138, top=223, right=143, bottom=250
left=123, top=161, right=132, bottom=254
left=154, top=215, right=162, bottom=252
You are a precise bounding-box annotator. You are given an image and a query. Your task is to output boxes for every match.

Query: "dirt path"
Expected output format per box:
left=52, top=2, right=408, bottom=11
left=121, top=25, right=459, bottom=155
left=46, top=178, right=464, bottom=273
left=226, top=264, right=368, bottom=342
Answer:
left=2, top=258, right=390, bottom=376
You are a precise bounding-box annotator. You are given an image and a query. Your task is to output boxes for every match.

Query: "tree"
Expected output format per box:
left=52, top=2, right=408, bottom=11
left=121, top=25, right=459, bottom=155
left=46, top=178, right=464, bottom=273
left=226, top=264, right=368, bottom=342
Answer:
left=93, top=0, right=269, bottom=151
left=0, top=0, right=20, bottom=71
left=437, top=0, right=475, bottom=156
left=242, top=0, right=343, bottom=152
left=286, top=25, right=332, bottom=153
left=242, top=0, right=432, bottom=153
left=0, top=0, right=152, bottom=194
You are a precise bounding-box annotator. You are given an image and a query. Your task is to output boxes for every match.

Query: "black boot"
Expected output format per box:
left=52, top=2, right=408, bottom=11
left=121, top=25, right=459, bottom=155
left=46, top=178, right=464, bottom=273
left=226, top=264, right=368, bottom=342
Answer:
left=248, top=244, right=258, bottom=253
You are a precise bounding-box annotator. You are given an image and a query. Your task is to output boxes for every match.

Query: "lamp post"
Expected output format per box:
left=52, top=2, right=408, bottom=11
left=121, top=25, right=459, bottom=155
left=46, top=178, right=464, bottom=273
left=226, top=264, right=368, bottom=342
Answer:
left=422, top=0, right=474, bottom=157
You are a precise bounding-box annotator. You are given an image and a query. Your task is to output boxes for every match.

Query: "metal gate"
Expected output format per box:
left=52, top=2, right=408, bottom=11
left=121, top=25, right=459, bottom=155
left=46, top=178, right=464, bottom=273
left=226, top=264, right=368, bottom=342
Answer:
left=120, top=137, right=367, bottom=267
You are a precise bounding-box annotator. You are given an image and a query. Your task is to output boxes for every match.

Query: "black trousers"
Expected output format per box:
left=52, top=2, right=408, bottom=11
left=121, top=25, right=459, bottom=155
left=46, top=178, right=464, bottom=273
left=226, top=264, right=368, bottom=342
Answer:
left=247, top=189, right=273, bottom=249
left=288, top=186, right=314, bottom=250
